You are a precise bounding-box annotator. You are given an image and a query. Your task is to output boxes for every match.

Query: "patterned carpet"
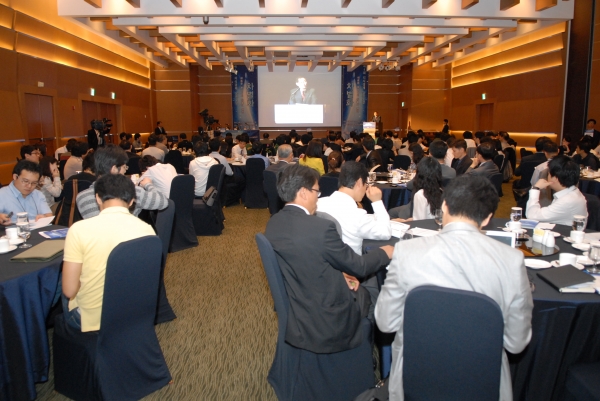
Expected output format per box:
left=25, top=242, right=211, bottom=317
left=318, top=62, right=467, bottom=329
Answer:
left=36, top=204, right=278, bottom=401
left=35, top=184, right=515, bottom=400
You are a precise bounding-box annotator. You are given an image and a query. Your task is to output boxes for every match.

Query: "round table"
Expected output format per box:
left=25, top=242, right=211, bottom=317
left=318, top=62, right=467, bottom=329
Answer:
left=0, top=225, right=65, bottom=401
left=578, top=177, right=600, bottom=196
left=365, top=218, right=600, bottom=401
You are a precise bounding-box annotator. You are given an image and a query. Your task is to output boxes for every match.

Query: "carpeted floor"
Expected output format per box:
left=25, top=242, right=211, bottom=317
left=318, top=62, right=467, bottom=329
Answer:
left=35, top=183, right=516, bottom=400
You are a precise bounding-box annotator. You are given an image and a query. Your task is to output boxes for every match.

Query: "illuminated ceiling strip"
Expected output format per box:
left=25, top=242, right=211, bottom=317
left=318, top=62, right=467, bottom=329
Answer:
left=156, top=26, right=469, bottom=36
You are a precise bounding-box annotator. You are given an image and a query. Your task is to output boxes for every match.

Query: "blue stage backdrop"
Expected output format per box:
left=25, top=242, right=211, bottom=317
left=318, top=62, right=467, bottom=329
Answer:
left=231, top=65, right=259, bottom=132
left=341, top=66, right=368, bottom=139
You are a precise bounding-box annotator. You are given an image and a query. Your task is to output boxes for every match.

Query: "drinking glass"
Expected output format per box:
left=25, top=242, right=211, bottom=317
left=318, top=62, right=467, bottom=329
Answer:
left=17, top=219, right=31, bottom=249
left=588, top=241, right=600, bottom=274
left=368, top=172, right=376, bottom=184
left=434, top=209, right=443, bottom=231
left=510, top=207, right=522, bottom=222
left=572, top=215, right=586, bottom=232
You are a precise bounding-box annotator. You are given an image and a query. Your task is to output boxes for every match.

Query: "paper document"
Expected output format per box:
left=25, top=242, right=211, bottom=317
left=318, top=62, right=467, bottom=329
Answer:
left=536, top=222, right=556, bottom=230
left=29, top=216, right=54, bottom=230
left=409, top=227, right=439, bottom=237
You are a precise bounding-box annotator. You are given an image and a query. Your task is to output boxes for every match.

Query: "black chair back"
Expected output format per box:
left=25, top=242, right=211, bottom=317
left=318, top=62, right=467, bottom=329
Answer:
left=393, top=155, right=411, bottom=170
left=263, top=170, right=284, bottom=215
left=58, top=159, right=68, bottom=181
left=127, top=156, right=141, bottom=175
left=53, top=237, right=171, bottom=400
left=515, top=161, right=541, bottom=189
left=153, top=199, right=177, bottom=324
left=245, top=158, right=268, bottom=208
left=206, top=164, right=226, bottom=220
left=520, top=148, right=533, bottom=158
left=584, top=193, right=600, bottom=231
left=503, top=147, right=517, bottom=171
left=493, top=154, right=504, bottom=171
left=489, top=173, right=503, bottom=197
left=168, top=175, right=198, bottom=252
left=192, top=165, right=226, bottom=236
left=54, top=179, right=93, bottom=227
left=164, top=150, right=185, bottom=174
left=403, top=285, right=504, bottom=401
left=318, top=176, right=339, bottom=198
left=322, top=155, right=329, bottom=173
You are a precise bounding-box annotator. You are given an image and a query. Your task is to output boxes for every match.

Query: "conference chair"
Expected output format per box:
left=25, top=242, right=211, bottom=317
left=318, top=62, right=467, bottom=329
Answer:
left=467, top=147, right=477, bottom=159
left=583, top=193, right=600, bottom=231
left=520, top=148, right=534, bottom=158
left=53, top=179, right=93, bottom=227
left=126, top=155, right=141, bottom=175
left=168, top=175, right=198, bottom=252
left=503, top=146, right=517, bottom=172
left=318, top=175, right=339, bottom=198
left=393, top=155, right=411, bottom=170
left=164, top=150, right=185, bottom=174
left=565, top=362, right=600, bottom=401
left=489, top=173, right=504, bottom=197
left=403, top=285, right=504, bottom=401
left=53, top=236, right=171, bottom=401
left=58, top=158, right=68, bottom=181
left=263, top=170, right=284, bottom=215
left=493, top=154, right=505, bottom=171
left=322, top=155, right=329, bottom=174
left=153, top=199, right=177, bottom=324
left=255, top=233, right=375, bottom=401
left=245, top=158, right=268, bottom=209
left=192, top=164, right=225, bottom=236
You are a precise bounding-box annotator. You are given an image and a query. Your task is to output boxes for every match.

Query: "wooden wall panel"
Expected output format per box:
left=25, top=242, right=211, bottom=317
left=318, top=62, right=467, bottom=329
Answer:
left=197, top=66, right=232, bottom=129
left=409, top=63, right=450, bottom=132
left=587, top=4, right=600, bottom=122
left=368, top=69, right=400, bottom=131
left=154, top=65, right=193, bottom=133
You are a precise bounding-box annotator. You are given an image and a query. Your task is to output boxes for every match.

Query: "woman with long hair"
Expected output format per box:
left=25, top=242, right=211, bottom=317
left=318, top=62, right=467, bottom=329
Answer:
left=38, top=156, right=63, bottom=212
left=412, top=157, right=443, bottom=220
left=299, top=139, right=325, bottom=175
left=324, top=150, right=343, bottom=177
left=409, top=143, right=425, bottom=165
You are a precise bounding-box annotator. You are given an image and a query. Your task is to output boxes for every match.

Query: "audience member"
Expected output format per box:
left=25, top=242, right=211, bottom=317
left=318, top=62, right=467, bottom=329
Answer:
left=76, top=145, right=168, bottom=218
left=264, top=164, right=393, bottom=355
left=513, top=137, right=549, bottom=188
left=55, top=138, right=77, bottom=160
left=38, top=156, right=62, bottom=211
left=531, top=141, right=559, bottom=185
left=324, top=150, right=343, bottom=176
left=62, top=173, right=156, bottom=332
left=452, top=139, right=471, bottom=176
left=573, top=137, right=600, bottom=170
left=209, top=138, right=234, bottom=176
left=119, top=140, right=137, bottom=158
left=356, top=136, right=383, bottom=170
left=463, top=131, right=476, bottom=149
left=64, top=142, right=88, bottom=180
left=20, top=145, right=41, bottom=164
left=132, top=133, right=142, bottom=149
left=142, top=134, right=165, bottom=162
left=299, top=139, right=325, bottom=175
left=156, top=134, right=169, bottom=156
left=429, top=140, right=456, bottom=182
left=189, top=141, right=218, bottom=197
left=584, top=118, right=600, bottom=148
left=178, top=133, right=193, bottom=152
left=464, top=142, right=500, bottom=179
left=411, top=157, right=443, bottom=220
left=69, top=153, right=96, bottom=183
left=527, top=155, right=588, bottom=226
left=266, top=144, right=293, bottom=173
left=398, top=133, right=418, bottom=159
left=138, top=155, right=177, bottom=197
left=248, top=141, right=270, bottom=168
left=231, top=133, right=249, bottom=160
left=0, top=160, right=52, bottom=224
left=376, top=175, right=533, bottom=401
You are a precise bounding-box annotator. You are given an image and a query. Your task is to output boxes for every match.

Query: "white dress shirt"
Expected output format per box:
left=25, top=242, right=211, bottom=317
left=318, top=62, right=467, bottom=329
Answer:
left=231, top=144, right=247, bottom=159
left=316, top=191, right=391, bottom=255
left=55, top=145, right=68, bottom=160
left=526, top=185, right=588, bottom=226
left=412, top=189, right=435, bottom=220
left=530, top=160, right=549, bottom=186
left=444, top=148, right=454, bottom=167
left=375, top=222, right=533, bottom=401
left=465, top=138, right=477, bottom=149
left=210, top=151, right=233, bottom=176
left=140, top=163, right=178, bottom=197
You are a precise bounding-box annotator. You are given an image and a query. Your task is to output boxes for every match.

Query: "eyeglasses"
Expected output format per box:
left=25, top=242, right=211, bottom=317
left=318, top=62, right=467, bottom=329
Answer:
left=307, top=188, right=321, bottom=197
left=117, top=164, right=129, bottom=171
left=18, top=177, right=38, bottom=187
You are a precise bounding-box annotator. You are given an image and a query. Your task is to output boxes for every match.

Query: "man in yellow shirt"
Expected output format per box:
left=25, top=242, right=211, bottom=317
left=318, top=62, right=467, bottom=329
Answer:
left=62, top=174, right=156, bottom=332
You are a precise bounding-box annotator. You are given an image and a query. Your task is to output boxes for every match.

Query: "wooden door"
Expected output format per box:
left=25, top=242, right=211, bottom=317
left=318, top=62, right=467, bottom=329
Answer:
left=400, top=108, right=408, bottom=137
left=476, top=103, right=494, bottom=131
left=24, top=94, right=56, bottom=157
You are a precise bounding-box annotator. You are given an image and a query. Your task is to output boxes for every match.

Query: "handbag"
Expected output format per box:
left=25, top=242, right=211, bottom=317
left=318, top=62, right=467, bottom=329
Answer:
left=353, top=379, right=389, bottom=401
left=202, top=186, right=218, bottom=207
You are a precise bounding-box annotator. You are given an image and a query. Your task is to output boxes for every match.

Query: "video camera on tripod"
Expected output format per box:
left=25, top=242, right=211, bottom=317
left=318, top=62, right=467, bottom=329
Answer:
left=91, top=118, right=113, bottom=133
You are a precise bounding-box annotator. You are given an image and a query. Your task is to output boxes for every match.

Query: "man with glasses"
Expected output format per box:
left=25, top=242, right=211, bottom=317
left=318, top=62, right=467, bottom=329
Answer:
left=265, top=164, right=393, bottom=359
left=20, top=145, right=41, bottom=164
left=76, top=145, right=168, bottom=219
left=0, top=160, right=53, bottom=224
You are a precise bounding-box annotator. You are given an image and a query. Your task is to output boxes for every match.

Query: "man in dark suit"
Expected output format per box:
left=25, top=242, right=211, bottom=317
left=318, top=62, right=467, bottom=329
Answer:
left=442, top=119, right=449, bottom=134
left=513, top=136, right=549, bottom=189
left=429, top=139, right=456, bottom=182
left=154, top=121, right=166, bottom=135
left=288, top=77, right=316, bottom=104
left=265, top=164, right=392, bottom=354
left=356, top=136, right=383, bottom=170
left=452, top=139, right=472, bottom=176
left=584, top=118, right=600, bottom=149
left=464, top=142, right=500, bottom=180
left=265, top=144, right=293, bottom=173
left=87, top=120, right=105, bottom=150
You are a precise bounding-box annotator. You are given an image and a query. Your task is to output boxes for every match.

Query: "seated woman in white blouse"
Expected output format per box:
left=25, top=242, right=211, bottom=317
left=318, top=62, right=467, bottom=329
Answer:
left=412, top=156, right=443, bottom=220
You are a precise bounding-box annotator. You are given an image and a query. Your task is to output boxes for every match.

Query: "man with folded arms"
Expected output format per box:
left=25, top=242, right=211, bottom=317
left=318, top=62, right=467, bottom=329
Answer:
left=464, top=142, right=500, bottom=180
left=527, top=155, right=588, bottom=226
left=265, top=164, right=393, bottom=356
left=77, top=145, right=168, bottom=219
left=376, top=175, right=533, bottom=401
left=63, top=174, right=156, bottom=331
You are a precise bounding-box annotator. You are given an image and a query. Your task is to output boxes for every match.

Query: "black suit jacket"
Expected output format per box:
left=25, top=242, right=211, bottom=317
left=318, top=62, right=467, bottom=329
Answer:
left=154, top=127, right=166, bottom=135
left=288, top=88, right=316, bottom=104
left=359, top=150, right=383, bottom=170
left=265, top=206, right=390, bottom=354
left=87, top=129, right=104, bottom=150
left=454, top=155, right=472, bottom=176
left=465, top=160, right=500, bottom=180
left=514, top=152, right=546, bottom=188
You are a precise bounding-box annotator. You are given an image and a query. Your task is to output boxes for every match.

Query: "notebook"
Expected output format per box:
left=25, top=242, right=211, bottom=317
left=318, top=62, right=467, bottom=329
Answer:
left=537, top=265, right=595, bottom=293
left=10, top=240, right=65, bottom=262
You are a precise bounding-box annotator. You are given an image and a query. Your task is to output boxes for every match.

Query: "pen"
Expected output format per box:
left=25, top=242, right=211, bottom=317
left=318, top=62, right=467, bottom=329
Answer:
left=7, top=212, right=13, bottom=219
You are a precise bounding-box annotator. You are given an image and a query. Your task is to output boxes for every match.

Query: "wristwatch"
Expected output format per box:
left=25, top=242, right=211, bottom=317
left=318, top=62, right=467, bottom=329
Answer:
left=532, top=186, right=540, bottom=191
